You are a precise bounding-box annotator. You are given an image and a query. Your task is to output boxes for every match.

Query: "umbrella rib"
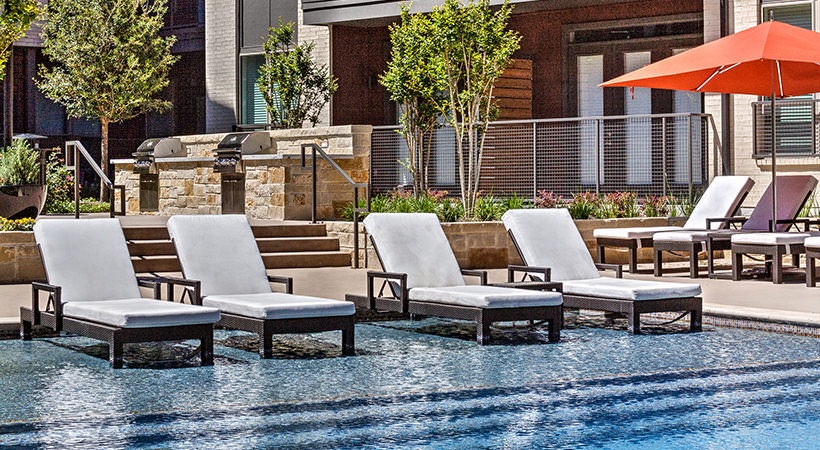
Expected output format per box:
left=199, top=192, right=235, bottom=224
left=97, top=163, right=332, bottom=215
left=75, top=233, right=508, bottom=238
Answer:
left=776, top=60, right=783, bottom=97
left=697, top=63, right=743, bottom=91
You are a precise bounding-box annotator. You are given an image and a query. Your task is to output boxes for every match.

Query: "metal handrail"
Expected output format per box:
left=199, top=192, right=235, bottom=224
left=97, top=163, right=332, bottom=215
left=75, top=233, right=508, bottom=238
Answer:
left=65, top=141, right=126, bottom=219
left=301, top=143, right=370, bottom=269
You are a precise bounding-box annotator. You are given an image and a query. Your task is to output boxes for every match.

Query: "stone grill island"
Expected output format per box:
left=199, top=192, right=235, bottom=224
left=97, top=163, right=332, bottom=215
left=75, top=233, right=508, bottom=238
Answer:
left=112, top=125, right=372, bottom=220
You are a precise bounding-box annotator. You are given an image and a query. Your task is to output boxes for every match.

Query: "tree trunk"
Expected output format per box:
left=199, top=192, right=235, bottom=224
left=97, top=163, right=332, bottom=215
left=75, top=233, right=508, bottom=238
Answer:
left=100, top=117, right=110, bottom=202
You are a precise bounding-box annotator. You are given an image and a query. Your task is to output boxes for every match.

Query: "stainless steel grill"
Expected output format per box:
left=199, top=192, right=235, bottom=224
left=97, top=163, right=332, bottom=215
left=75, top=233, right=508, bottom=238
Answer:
left=371, top=113, right=722, bottom=199
left=132, top=138, right=183, bottom=174
left=213, top=132, right=271, bottom=174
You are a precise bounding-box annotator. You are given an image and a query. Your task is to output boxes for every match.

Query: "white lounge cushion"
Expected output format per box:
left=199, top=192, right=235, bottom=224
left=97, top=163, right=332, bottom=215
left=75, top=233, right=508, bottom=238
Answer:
left=63, top=299, right=220, bottom=329
left=731, top=232, right=819, bottom=246
left=408, top=285, right=563, bottom=309
left=683, top=176, right=754, bottom=229
left=653, top=230, right=713, bottom=243
left=501, top=209, right=601, bottom=281
left=167, top=215, right=271, bottom=296
left=593, top=226, right=682, bottom=240
left=805, top=236, right=820, bottom=249
left=364, top=213, right=465, bottom=289
left=562, top=277, right=701, bottom=301
left=34, top=219, right=142, bottom=303
left=203, top=293, right=355, bottom=320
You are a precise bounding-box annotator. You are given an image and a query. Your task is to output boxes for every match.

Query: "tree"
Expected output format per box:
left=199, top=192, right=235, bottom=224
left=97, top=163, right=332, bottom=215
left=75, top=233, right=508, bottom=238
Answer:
left=37, top=0, right=177, bottom=200
left=257, top=21, right=337, bottom=129
left=0, top=0, right=41, bottom=80
left=380, top=4, right=446, bottom=196
left=429, top=0, right=520, bottom=216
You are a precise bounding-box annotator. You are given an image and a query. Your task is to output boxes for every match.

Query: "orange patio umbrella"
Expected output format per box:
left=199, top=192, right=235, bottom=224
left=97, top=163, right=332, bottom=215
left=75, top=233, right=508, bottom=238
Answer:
left=601, top=20, right=820, bottom=229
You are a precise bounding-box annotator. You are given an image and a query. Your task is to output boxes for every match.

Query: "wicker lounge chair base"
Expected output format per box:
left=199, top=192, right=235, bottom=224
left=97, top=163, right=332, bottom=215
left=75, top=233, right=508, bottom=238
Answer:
left=562, top=294, right=702, bottom=334
left=731, top=239, right=807, bottom=284
left=218, top=312, right=355, bottom=357
left=20, top=307, right=214, bottom=369
left=597, top=237, right=653, bottom=274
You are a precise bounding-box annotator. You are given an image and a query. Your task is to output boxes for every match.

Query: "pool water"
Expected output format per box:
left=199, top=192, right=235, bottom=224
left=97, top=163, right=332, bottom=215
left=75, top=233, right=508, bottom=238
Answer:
left=0, top=321, right=819, bottom=449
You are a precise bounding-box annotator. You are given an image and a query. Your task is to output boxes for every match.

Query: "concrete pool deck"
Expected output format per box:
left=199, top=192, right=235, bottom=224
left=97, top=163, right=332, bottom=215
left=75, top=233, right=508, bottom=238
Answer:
left=1, top=263, right=819, bottom=332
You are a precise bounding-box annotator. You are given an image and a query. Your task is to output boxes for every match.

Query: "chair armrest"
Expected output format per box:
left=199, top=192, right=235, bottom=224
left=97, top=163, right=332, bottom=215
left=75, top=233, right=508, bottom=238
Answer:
left=267, top=275, right=294, bottom=294
left=161, top=276, right=202, bottom=305
left=367, top=270, right=408, bottom=312
left=706, top=216, right=747, bottom=229
left=595, top=263, right=623, bottom=278
left=137, top=276, right=163, bottom=300
left=31, top=282, right=61, bottom=328
left=507, top=264, right=551, bottom=282
left=461, top=269, right=488, bottom=285
left=771, top=218, right=810, bottom=231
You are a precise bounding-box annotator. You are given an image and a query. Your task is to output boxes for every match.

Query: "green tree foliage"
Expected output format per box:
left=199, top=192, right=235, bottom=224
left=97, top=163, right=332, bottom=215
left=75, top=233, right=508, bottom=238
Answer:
left=430, top=0, right=520, bottom=217
left=36, top=0, right=177, bottom=200
left=380, top=4, right=446, bottom=196
left=0, top=0, right=41, bottom=80
left=257, top=21, right=338, bottom=129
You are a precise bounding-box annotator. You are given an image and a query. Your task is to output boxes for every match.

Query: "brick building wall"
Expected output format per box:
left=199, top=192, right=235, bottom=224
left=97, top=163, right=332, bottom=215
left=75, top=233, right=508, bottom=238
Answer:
left=205, top=0, right=238, bottom=133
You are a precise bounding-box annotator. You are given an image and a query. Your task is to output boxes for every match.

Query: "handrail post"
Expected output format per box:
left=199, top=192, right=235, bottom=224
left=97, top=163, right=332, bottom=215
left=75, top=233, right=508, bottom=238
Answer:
left=311, top=145, right=317, bottom=224
left=73, top=143, right=80, bottom=219
left=353, top=187, right=359, bottom=269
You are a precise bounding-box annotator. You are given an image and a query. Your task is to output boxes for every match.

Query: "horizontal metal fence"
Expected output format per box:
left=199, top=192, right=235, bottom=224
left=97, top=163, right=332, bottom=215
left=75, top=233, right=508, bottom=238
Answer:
left=752, top=99, right=818, bottom=157
left=371, top=113, right=721, bottom=199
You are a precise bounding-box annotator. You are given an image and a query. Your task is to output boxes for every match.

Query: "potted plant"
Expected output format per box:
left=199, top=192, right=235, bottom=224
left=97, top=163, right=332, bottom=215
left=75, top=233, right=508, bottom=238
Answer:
left=0, top=139, right=47, bottom=219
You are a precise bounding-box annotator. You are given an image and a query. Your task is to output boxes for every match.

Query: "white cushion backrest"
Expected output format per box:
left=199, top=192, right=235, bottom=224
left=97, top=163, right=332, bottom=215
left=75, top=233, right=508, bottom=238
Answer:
left=501, top=209, right=600, bottom=281
left=34, top=219, right=141, bottom=302
left=167, top=215, right=271, bottom=296
left=363, top=213, right=465, bottom=289
left=684, top=176, right=754, bottom=229
left=743, top=175, right=818, bottom=232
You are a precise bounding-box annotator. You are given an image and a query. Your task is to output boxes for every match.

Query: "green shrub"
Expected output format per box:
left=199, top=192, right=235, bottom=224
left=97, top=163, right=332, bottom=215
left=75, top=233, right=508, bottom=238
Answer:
left=45, top=198, right=110, bottom=214
left=436, top=199, right=464, bottom=222
left=43, top=152, right=76, bottom=213
left=473, top=195, right=503, bottom=221
left=597, top=191, right=638, bottom=218
left=642, top=195, right=670, bottom=217
left=0, top=139, right=39, bottom=186
left=566, top=192, right=598, bottom=219
left=534, top=190, right=563, bottom=208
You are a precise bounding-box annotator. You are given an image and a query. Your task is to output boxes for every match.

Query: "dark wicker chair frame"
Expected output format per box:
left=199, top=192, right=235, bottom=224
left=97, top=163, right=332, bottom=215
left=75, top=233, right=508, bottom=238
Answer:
left=508, top=231, right=702, bottom=334
left=725, top=219, right=815, bottom=284
left=365, top=239, right=562, bottom=344
left=806, top=245, right=820, bottom=287
left=20, top=275, right=214, bottom=369
left=599, top=190, right=750, bottom=274
left=164, top=274, right=354, bottom=357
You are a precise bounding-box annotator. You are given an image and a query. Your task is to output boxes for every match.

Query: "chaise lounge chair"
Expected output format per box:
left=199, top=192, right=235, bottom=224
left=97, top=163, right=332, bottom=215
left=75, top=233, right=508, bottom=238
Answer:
left=361, top=213, right=564, bottom=344
left=20, top=219, right=220, bottom=368
left=166, top=215, right=356, bottom=357
left=593, top=176, right=754, bottom=273
left=653, top=175, right=818, bottom=278
left=502, top=209, right=702, bottom=334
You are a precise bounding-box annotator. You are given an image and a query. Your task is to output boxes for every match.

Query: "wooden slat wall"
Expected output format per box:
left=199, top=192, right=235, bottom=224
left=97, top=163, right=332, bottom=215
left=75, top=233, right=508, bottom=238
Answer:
left=494, top=59, right=533, bottom=120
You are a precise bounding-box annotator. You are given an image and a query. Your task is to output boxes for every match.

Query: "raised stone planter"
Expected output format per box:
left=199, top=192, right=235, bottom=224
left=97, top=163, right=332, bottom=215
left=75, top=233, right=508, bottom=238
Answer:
left=327, top=216, right=689, bottom=269
left=0, top=232, right=44, bottom=283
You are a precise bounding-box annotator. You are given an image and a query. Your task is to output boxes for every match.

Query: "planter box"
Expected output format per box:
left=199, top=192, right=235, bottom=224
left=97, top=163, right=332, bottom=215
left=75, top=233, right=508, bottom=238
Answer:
left=0, top=231, right=44, bottom=284
left=327, top=216, right=689, bottom=269
left=0, top=184, right=47, bottom=219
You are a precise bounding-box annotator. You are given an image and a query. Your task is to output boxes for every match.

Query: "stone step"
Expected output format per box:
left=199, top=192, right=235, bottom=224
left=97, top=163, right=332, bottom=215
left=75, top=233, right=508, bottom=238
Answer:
left=128, top=236, right=340, bottom=256
left=131, top=250, right=351, bottom=273
left=122, top=223, right=329, bottom=241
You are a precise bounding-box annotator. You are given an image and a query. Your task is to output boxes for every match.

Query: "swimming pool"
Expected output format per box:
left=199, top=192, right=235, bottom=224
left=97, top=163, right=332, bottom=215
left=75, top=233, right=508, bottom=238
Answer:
left=0, top=321, right=818, bottom=448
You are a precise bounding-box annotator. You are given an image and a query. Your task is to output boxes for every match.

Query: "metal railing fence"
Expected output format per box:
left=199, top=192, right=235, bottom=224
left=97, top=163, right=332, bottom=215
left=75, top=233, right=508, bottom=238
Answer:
left=371, top=113, right=722, bottom=200
left=752, top=98, right=819, bottom=157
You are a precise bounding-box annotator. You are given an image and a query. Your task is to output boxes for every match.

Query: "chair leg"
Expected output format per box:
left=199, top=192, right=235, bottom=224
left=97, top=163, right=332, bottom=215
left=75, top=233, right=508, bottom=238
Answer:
left=772, top=247, right=784, bottom=285
left=342, top=321, right=355, bottom=356
left=201, top=332, right=214, bottom=366
left=654, top=248, right=663, bottom=277
left=597, top=244, right=606, bottom=264
left=732, top=250, right=743, bottom=281
left=259, top=328, right=273, bottom=359
left=20, top=320, right=31, bottom=341
left=706, top=237, right=716, bottom=276
left=628, top=246, right=638, bottom=274
left=627, top=308, right=641, bottom=335
left=547, top=308, right=560, bottom=343
left=690, top=308, right=702, bottom=332
left=808, top=255, right=816, bottom=287
left=476, top=314, right=491, bottom=345
left=109, top=337, right=124, bottom=369
left=689, top=243, right=699, bottom=279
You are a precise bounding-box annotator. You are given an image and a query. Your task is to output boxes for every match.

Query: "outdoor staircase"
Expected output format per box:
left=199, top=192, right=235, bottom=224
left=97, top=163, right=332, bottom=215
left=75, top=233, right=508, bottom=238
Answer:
left=123, top=222, right=351, bottom=274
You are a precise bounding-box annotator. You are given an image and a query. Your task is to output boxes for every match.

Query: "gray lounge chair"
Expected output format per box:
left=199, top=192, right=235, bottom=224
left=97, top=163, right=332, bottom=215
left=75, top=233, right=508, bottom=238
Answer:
left=502, top=209, right=702, bottom=334
left=653, top=175, right=818, bottom=278
left=20, top=219, right=220, bottom=368
left=593, top=176, right=754, bottom=273
left=730, top=231, right=819, bottom=284
left=362, top=213, right=564, bottom=344
left=166, top=215, right=356, bottom=357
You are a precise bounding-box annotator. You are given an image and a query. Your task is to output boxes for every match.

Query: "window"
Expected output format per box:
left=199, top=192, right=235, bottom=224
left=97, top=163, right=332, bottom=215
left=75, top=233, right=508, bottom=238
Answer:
left=240, top=55, right=267, bottom=124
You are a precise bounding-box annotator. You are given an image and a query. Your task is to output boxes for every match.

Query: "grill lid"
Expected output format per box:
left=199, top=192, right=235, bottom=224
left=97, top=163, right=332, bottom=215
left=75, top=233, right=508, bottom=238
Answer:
left=136, top=137, right=184, bottom=158
left=216, top=132, right=271, bottom=155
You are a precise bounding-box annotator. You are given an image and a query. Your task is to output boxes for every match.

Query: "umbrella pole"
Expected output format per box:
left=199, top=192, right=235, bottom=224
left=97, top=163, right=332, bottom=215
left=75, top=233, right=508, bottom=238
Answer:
left=771, top=91, right=777, bottom=232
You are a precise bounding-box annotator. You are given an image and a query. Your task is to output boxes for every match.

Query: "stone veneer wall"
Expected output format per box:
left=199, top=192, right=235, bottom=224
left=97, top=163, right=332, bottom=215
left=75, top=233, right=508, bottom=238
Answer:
left=113, top=125, right=371, bottom=220
left=0, top=232, right=44, bottom=283
left=326, top=216, right=688, bottom=269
